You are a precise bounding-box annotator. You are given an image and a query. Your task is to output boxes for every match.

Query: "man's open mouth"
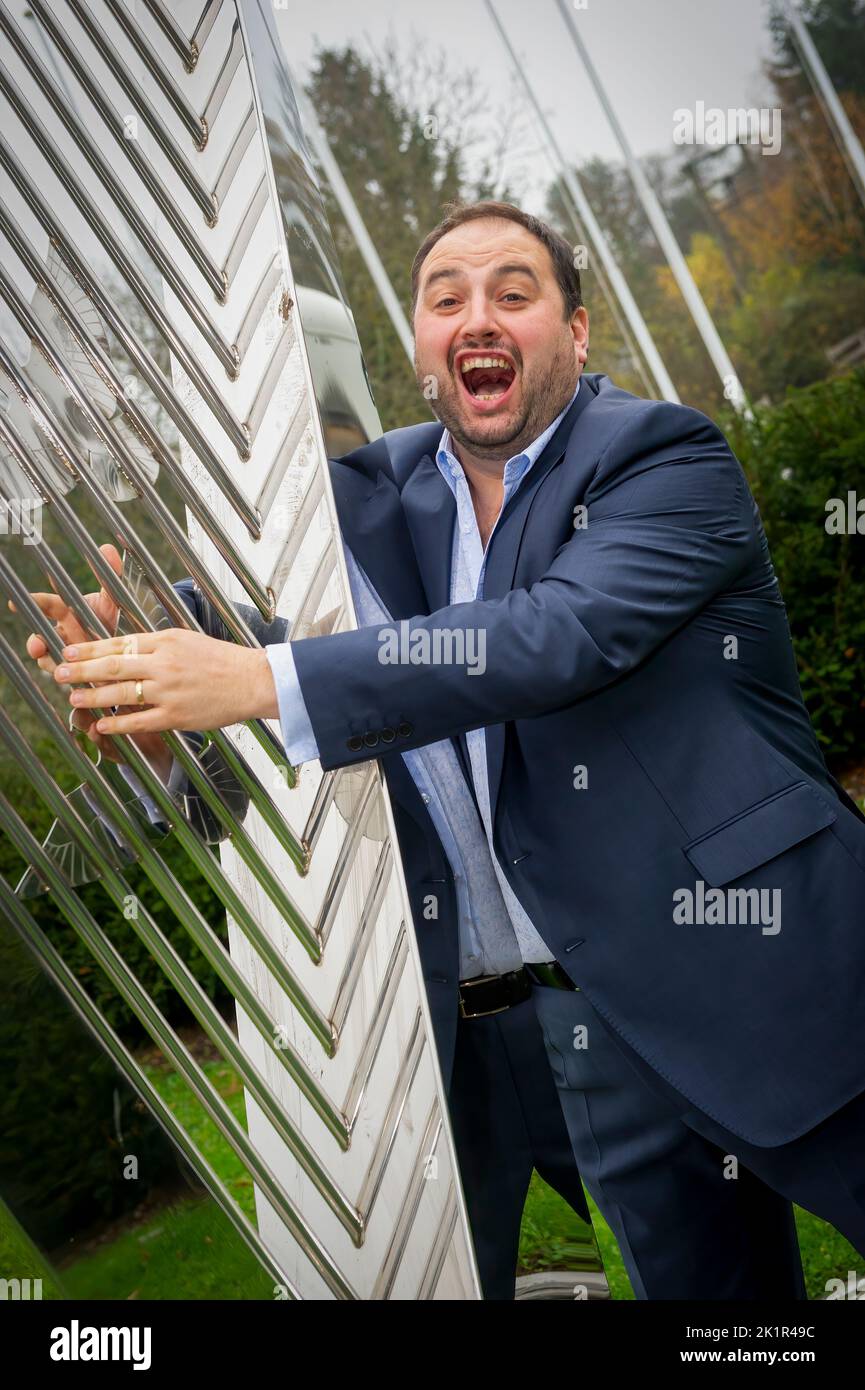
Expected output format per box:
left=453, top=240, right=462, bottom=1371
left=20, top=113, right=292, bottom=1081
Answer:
left=457, top=354, right=517, bottom=405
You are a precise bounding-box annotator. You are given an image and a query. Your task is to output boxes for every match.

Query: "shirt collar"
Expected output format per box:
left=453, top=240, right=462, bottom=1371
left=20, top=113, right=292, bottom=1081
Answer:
left=435, top=376, right=581, bottom=488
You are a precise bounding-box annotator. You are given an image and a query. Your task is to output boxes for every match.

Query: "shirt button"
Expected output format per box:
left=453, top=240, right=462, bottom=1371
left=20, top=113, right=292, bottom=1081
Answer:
left=421, top=793, right=431, bottom=804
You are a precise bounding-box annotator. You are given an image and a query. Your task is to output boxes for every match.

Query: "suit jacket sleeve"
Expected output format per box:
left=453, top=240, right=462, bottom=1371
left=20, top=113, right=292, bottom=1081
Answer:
left=289, top=402, right=754, bottom=772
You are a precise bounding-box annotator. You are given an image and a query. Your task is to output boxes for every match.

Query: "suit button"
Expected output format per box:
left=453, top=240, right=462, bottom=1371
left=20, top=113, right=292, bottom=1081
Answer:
left=346, top=735, right=363, bottom=752
left=397, top=721, right=413, bottom=739
left=363, top=731, right=380, bottom=748
left=380, top=726, right=396, bottom=743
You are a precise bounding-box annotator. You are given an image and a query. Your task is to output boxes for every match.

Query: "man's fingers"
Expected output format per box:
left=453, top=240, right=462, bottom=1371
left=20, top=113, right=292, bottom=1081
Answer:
left=66, top=680, right=151, bottom=710
left=22, top=593, right=91, bottom=651
left=91, top=708, right=164, bottom=737
left=88, top=542, right=123, bottom=587
left=18, top=544, right=124, bottom=674
left=71, top=708, right=103, bottom=742
left=87, top=543, right=123, bottom=635
left=71, top=706, right=127, bottom=762
left=24, top=592, right=68, bottom=622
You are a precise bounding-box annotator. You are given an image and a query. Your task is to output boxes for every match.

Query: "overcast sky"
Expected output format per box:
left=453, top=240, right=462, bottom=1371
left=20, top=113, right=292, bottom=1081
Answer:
left=277, top=0, right=780, bottom=210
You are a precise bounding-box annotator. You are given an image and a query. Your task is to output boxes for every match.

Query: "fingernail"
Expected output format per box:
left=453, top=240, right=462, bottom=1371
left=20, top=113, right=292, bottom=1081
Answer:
left=70, top=691, right=83, bottom=704
left=56, top=666, right=69, bottom=679
left=63, top=646, right=78, bottom=660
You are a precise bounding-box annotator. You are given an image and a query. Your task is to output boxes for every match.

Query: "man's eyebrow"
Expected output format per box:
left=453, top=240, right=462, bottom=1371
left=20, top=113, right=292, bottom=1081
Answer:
left=421, top=261, right=542, bottom=293
left=422, top=266, right=465, bottom=292
left=492, top=262, right=541, bottom=286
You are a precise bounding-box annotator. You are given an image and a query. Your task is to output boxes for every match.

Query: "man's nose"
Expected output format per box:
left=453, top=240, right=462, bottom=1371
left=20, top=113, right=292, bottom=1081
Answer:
left=459, top=295, right=500, bottom=342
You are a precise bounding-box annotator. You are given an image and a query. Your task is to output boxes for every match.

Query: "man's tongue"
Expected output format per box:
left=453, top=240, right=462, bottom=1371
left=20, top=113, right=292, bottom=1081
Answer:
left=463, top=366, right=514, bottom=398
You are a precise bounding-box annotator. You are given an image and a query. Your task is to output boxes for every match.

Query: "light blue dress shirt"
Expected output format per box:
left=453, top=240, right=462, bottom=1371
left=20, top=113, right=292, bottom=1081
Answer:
left=266, top=378, right=581, bottom=977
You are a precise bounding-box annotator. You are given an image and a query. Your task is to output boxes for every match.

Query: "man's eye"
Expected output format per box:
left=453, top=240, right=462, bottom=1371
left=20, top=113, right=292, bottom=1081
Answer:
left=435, top=297, right=458, bottom=308
left=501, top=293, right=526, bottom=303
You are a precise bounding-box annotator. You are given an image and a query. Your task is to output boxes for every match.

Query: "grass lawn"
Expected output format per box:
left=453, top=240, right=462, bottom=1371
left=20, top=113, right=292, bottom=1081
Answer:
left=2, top=1052, right=860, bottom=1300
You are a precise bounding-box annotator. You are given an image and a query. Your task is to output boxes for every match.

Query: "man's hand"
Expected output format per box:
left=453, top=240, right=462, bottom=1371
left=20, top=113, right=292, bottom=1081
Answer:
left=12, top=542, right=172, bottom=779
left=52, top=627, right=279, bottom=735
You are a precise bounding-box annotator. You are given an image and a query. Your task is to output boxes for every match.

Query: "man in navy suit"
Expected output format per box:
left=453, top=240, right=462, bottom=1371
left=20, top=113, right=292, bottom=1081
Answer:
left=39, top=201, right=865, bottom=1300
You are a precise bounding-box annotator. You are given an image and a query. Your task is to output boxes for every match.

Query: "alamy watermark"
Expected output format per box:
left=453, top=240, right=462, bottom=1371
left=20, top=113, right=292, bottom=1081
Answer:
left=0, top=497, right=42, bottom=544
left=377, top=620, right=486, bottom=675
left=673, top=881, right=781, bottom=935
left=673, top=102, right=782, bottom=157
left=1, top=1276, right=42, bottom=1300
left=49, top=1321, right=151, bottom=1370
left=825, top=491, right=865, bottom=534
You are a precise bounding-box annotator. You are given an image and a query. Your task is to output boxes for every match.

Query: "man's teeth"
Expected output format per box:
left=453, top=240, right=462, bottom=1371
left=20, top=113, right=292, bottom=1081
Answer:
left=460, top=356, right=511, bottom=372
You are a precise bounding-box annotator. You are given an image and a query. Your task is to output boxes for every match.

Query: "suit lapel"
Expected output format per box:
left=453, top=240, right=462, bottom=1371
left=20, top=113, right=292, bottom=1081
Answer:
left=482, top=379, right=597, bottom=602
left=328, top=454, right=429, bottom=621
left=399, top=456, right=457, bottom=615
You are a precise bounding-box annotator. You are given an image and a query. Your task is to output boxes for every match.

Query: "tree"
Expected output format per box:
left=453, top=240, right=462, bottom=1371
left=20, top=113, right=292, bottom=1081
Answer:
left=304, top=39, right=532, bottom=430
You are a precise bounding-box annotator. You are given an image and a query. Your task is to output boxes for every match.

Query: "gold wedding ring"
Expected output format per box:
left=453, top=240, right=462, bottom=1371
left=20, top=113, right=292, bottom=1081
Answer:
left=135, top=679, right=144, bottom=706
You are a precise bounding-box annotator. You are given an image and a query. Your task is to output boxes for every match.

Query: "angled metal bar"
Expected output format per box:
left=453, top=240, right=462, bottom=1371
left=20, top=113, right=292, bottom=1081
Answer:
left=0, top=270, right=273, bottom=619
left=0, top=399, right=292, bottom=802
left=292, top=76, right=415, bottom=364
left=485, top=0, right=680, bottom=404
left=0, top=604, right=332, bottom=1056
left=372, top=1101, right=443, bottom=1299
left=0, top=873, right=299, bottom=1300
left=783, top=0, right=865, bottom=212
left=0, top=793, right=357, bottom=1296
left=330, top=841, right=394, bottom=1037
left=3, top=2, right=227, bottom=297
left=141, top=0, right=200, bottom=70
left=101, top=0, right=209, bottom=147
left=190, top=0, right=222, bottom=56
left=0, top=187, right=261, bottom=537
left=0, top=335, right=262, bottom=646
left=552, top=0, right=750, bottom=415
left=58, top=0, right=218, bottom=222
left=263, top=464, right=325, bottom=590
left=0, top=709, right=354, bottom=1182
left=201, top=13, right=244, bottom=129
left=343, top=926, right=410, bottom=1134
left=357, top=1011, right=427, bottom=1221
left=0, top=0, right=481, bottom=1300
left=0, top=55, right=241, bottom=385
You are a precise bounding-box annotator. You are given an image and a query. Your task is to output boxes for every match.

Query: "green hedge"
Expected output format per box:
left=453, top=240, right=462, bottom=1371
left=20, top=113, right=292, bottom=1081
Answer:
left=723, top=368, right=865, bottom=767
left=0, top=735, right=232, bottom=1241
left=0, top=732, right=233, bottom=1041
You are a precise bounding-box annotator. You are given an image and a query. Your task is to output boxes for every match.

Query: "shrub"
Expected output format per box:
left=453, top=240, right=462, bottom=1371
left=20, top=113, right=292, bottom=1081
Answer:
left=722, top=367, right=865, bottom=767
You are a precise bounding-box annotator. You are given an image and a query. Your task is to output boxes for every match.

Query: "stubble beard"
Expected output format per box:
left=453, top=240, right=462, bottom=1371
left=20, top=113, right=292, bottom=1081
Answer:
left=416, top=340, right=579, bottom=463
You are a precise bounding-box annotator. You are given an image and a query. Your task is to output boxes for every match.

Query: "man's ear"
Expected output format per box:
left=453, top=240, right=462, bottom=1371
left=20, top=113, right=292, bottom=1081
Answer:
left=571, top=306, right=589, bottom=366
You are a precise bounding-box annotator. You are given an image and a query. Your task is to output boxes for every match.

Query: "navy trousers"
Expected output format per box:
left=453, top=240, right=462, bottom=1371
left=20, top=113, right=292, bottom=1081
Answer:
left=531, top=982, right=865, bottom=1300
left=445, top=991, right=593, bottom=1300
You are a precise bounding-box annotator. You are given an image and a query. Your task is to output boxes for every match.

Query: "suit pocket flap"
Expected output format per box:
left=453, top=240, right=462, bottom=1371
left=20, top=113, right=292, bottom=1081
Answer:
left=683, top=782, right=837, bottom=887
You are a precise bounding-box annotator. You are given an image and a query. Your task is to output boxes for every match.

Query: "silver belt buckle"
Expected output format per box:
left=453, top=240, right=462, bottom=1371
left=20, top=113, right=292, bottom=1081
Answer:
left=458, top=973, right=512, bottom=1020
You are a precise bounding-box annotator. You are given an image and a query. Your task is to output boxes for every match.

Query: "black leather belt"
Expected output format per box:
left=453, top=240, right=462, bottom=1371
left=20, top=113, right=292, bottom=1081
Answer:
left=458, top=961, right=577, bottom=1019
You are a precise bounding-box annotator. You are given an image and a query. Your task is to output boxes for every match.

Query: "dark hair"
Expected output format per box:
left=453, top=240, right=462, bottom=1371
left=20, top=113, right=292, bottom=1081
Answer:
left=410, top=199, right=582, bottom=320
